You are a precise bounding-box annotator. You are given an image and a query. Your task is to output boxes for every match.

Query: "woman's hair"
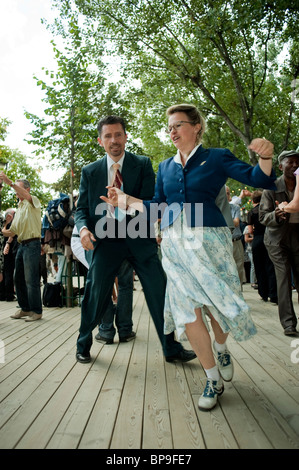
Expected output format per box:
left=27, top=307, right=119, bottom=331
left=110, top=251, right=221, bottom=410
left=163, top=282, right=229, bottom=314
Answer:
left=166, top=103, right=206, bottom=144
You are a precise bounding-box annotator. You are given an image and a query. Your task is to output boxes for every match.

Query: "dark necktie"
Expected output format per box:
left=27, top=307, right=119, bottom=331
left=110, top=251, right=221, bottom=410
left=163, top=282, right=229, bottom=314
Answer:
left=111, top=163, right=123, bottom=189
left=110, top=163, right=125, bottom=220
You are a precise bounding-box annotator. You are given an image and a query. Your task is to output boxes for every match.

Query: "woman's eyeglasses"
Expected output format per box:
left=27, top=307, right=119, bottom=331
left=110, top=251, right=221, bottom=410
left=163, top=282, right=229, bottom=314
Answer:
left=166, top=121, right=194, bottom=134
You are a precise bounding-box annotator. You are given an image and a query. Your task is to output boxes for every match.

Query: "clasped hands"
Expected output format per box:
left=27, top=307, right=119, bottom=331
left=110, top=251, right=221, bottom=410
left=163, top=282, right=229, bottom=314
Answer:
left=100, top=186, right=128, bottom=209
left=80, top=188, right=132, bottom=252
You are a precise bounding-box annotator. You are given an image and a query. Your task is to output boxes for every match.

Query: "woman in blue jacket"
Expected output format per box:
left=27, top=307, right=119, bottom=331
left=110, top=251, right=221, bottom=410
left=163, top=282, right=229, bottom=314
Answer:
left=101, top=104, right=276, bottom=411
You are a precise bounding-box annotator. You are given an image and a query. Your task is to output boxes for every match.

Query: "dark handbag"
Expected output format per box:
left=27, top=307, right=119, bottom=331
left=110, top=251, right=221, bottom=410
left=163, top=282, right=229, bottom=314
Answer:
left=42, top=282, right=62, bottom=307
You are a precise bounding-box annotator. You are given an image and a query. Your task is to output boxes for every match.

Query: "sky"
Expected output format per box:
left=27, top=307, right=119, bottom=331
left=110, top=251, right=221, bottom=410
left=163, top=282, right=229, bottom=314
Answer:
left=0, top=0, right=63, bottom=183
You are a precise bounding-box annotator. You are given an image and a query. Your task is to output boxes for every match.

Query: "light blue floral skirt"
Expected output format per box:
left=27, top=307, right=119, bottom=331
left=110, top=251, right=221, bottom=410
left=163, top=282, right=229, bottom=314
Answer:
left=161, top=213, right=257, bottom=342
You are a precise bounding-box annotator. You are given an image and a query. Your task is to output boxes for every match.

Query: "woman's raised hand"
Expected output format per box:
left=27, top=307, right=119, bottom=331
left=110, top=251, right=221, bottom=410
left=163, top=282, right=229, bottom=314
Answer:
left=248, top=138, right=274, bottom=158
left=100, top=186, right=128, bottom=209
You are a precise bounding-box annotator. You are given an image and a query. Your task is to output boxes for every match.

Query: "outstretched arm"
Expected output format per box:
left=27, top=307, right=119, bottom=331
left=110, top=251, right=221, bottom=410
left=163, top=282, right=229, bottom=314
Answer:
left=278, top=169, right=299, bottom=213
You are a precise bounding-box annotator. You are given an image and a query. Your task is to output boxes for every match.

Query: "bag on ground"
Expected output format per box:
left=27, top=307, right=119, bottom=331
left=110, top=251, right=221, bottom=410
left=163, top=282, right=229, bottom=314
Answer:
left=42, top=282, right=62, bottom=308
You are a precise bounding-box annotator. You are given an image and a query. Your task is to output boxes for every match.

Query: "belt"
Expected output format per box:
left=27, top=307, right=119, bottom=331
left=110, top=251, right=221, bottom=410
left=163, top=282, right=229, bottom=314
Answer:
left=21, top=237, right=41, bottom=245
left=72, top=234, right=80, bottom=238
left=232, top=236, right=242, bottom=242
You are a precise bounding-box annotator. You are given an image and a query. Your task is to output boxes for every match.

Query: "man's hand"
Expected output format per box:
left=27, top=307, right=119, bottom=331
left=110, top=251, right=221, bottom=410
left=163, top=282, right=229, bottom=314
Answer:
left=0, top=171, right=12, bottom=186
left=275, top=201, right=287, bottom=220
left=277, top=201, right=288, bottom=211
left=240, top=189, right=252, bottom=198
left=5, top=213, right=13, bottom=225
left=80, top=228, right=96, bottom=251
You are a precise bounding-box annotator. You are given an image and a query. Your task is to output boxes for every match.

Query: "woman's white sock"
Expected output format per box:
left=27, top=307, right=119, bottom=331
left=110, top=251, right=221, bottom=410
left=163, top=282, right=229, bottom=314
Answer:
left=214, top=340, right=227, bottom=353
left=204, top=365, right=220, bottom=381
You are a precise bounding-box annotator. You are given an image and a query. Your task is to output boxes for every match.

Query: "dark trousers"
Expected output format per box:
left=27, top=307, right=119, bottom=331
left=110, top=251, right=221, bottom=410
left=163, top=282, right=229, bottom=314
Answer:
left=14, top=240, right=43, bottom=314
left=99, top=259, right=134, bottom=339
left=0, top=251, right=16, bottom=300
left=77, top=237, right=182, bottom=357
left=252, top=234, right=277, bottom=301
left=265, top=224, right=299, bottom=330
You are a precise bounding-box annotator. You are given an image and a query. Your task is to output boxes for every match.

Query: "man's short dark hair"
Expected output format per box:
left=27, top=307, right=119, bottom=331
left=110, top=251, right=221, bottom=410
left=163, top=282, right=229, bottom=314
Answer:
left=251, top=190, right=262, bottom=204
left=97, top=116, right=126, bottom=136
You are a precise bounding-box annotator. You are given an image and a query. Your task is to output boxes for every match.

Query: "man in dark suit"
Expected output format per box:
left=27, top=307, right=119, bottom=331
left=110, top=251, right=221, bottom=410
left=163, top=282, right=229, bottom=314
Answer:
left=75, top=115, right=196, bottom=363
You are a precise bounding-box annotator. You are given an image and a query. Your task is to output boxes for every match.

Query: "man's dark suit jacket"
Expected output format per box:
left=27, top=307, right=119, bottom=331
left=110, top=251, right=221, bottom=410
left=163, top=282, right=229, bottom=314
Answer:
left=75, top=151, right=156, bottom=248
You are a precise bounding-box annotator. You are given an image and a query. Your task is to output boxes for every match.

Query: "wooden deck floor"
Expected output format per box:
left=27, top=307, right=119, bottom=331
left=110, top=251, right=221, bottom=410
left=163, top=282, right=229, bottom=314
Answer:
left=0, top=282, right=299, bottom=450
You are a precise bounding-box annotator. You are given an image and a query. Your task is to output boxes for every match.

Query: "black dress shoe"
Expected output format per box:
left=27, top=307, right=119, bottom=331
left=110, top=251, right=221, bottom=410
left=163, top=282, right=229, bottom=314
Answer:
left=76, top=352, right=91, bottom=363
left=284, top=326, right=298, bottom=336
left=119, top=331, right=136, bottom=342
left=95, top=333, right=114, bottom=344
left=165, top=349, right=196, bottom=363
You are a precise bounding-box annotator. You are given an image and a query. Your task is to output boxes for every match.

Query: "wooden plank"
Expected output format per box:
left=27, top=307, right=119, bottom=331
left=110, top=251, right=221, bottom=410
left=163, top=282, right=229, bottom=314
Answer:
left=15, top=349, right=111, bottom=449
left=0, top=308, right=78, bottom=383
left=165, top=361, right=205, bottom=449
left=184, top=361, right=239, bottom=449
left=228, top=340, right=299, bottom=437
left=16, top=290, right=145, bottom=449
left=109, top=299, right=150, bottom=449
left=217, top=380, right=273, bottom=449
left=0, top=283, right=299, bottom=449
left=230, top=359, right=299, bottom=449
left=0, top=337, right=82, bottom=448
left=0, top=312, right=80, bottom=405
left=142, top=318, right=172, bottom=449
left=77, top=291, right=145, bottom=449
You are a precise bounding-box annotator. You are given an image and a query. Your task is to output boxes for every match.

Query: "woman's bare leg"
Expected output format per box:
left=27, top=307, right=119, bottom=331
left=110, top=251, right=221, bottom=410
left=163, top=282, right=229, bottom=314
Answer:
left=184, top=307, right=216, bottom=370
left=209, top=314, right=229, bottom=345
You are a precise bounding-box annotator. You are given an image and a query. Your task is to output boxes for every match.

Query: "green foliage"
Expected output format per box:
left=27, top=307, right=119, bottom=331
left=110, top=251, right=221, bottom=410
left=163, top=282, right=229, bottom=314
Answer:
left=0, top=145, right=52, bottom=211
left=25, top=15, right=132, bottom=194
left=51, top=0, right=298, bottom=171
left=0, top=117, right=11, bottom=144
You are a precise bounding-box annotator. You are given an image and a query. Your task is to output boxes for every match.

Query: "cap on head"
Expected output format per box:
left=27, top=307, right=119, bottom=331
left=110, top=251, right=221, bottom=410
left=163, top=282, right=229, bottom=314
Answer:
left=278, top=150, right=299, bottom=164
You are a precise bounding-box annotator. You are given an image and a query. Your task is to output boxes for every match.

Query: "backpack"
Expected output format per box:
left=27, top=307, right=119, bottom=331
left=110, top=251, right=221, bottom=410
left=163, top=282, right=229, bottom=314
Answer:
left=44, top=194, right=70, bottom=231
left=42, top=282, right=63, bottom=308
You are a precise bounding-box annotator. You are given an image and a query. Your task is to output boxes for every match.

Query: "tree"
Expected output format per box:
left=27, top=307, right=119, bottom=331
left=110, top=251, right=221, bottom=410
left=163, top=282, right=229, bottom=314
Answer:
left=0, top=148, right=52, bottom=212
left=53, top=0, right=298, bottom=167
left=25, top=16, right=133, bottom=196
left=0, top=118, right=51, bottom=211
